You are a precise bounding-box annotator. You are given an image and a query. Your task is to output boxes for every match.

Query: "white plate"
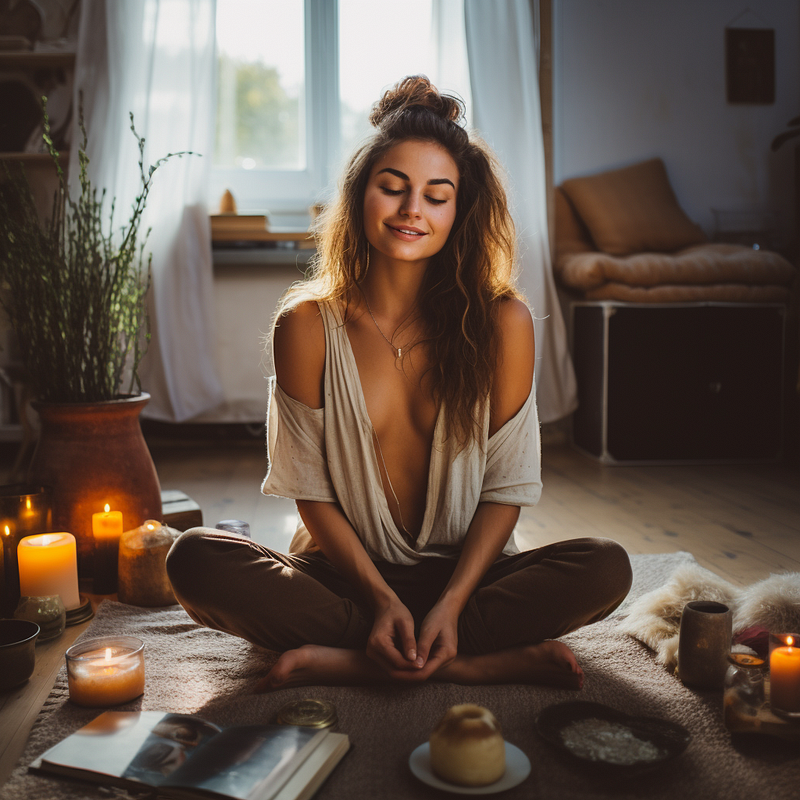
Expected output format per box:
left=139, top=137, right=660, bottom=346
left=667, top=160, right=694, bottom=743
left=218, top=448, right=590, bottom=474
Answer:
left=409, top=741, right=531, bottom=795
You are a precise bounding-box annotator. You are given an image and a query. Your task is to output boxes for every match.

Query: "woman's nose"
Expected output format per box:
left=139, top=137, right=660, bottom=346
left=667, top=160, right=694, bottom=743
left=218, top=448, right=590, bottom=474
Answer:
left=400, top=190, right=421, bottom=217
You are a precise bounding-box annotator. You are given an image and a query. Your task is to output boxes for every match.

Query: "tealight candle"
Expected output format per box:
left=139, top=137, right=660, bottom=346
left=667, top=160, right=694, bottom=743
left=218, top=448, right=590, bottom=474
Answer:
left=92, top=504, right=123, bottom=594
left=17, top=533, right=81, bottom=610
left=66, top=635, right=145, bottom=707
left=770, top=634, right=800, bottom=713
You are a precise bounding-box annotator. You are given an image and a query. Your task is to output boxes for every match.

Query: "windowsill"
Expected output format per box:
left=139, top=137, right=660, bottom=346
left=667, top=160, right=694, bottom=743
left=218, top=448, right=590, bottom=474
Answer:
left=211, top=247, right=315, bottom=267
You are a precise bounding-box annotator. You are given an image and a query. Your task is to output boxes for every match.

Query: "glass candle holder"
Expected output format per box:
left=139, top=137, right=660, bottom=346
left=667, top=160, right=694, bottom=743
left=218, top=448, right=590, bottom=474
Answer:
left=14, top=595, right=66, bottom=641
left=0, top=485, right=52, bottom=615
left=769, top=633, right=800, bottom=717
left=66, top=635, right=145, bottom=707
left=723, top=653, right=766, bottom=731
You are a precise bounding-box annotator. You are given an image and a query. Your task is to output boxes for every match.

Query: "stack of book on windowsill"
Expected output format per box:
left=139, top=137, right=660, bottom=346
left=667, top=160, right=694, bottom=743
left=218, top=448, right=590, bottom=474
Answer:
left=210, top=213, right=270, bottom=242
left=31, top=710, right=349, bottom=800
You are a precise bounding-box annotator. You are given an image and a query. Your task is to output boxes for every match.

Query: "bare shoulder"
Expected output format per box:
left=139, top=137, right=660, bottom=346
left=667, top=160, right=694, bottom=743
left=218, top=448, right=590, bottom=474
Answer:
left=490, top=297, right=535, bottom=435
left=272, top=300, right=326, bottom=408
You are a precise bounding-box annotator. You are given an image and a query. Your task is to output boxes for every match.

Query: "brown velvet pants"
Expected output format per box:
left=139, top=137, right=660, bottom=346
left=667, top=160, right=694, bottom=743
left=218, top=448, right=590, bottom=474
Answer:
left=166, top=529, right=632, bottom=655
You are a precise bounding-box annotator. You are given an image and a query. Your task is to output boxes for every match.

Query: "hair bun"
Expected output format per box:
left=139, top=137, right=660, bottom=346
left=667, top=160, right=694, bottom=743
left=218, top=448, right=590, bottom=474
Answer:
left=369, top=75, right=464, bottom=128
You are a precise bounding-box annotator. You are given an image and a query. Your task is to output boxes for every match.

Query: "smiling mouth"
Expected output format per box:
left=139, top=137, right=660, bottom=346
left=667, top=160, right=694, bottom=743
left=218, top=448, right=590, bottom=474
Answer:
left=387, top=224, right=426, bottom=237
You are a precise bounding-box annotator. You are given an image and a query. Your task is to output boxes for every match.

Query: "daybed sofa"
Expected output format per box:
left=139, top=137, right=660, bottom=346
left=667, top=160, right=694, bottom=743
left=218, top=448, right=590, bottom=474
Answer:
left=552, top=158, right=796, bottom=463
left=553, top=157, right=795, bottom=304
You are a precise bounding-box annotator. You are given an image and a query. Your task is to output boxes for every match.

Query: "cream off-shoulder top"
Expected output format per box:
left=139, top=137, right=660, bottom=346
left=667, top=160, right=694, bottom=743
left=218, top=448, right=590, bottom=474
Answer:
left=261, top=301, right=542, bottom=565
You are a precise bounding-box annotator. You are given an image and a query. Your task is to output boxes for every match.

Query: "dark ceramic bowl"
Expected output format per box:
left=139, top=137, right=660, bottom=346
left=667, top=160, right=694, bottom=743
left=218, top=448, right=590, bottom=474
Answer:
left=536, top=701, right=690, bottom=777
left=0, top=619, right=40, bottom=691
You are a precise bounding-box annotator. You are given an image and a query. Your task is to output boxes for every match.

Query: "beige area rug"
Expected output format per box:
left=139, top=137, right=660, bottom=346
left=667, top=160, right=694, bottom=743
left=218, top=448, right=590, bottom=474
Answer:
left=3, top=552, right=799, bottom=800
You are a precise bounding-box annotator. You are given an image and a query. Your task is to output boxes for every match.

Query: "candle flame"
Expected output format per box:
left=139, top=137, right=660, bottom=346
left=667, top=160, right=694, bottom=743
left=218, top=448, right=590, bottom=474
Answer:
left=3, top=525, right=9, bottom=537
left=104, top=504, right=110, bottom=513
left=788, top=636, right=795, bottom=647
left=105, top=648, right=113, bottom=661
left=26, top=498, right=32, bottom=510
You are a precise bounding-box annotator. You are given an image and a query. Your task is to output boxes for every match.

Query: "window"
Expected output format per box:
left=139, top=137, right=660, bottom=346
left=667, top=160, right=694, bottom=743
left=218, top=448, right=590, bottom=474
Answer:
left=210, top=0, right=470, bottom=221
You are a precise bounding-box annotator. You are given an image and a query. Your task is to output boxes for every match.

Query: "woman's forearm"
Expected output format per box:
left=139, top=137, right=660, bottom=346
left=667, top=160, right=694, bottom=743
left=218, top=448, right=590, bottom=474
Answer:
left=437, top=502, right=520, bottom=615
left=295, top=499, right=398, bottom=611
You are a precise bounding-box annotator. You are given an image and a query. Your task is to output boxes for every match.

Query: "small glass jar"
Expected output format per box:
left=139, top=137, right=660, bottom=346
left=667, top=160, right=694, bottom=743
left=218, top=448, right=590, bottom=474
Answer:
left=66, top=635, right=145, bottom=707
left=723, top=653, right=766, bottom=732
left=14, top=595, right=66, bottom=641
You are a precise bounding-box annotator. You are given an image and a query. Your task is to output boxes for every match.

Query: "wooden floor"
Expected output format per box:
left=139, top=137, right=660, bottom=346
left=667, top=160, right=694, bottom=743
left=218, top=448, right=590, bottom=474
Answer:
left=148, top=433, right=800, bottom=588
left=1, top=435, right=798, bottom=788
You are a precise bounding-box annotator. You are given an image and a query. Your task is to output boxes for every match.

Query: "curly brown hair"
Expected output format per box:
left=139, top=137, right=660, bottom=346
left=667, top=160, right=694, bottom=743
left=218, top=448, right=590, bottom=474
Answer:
left=275, top=75, right=522, bottom=447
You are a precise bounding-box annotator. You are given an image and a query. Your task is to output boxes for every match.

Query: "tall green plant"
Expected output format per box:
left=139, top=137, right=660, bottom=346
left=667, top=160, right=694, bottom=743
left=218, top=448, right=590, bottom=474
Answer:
left=0, top=99, right=192, bottom=403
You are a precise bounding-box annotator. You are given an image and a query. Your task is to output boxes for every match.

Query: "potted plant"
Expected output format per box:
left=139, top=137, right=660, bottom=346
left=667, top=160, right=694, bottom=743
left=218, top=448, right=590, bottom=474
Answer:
left=0, top=100, right=188, bottom=577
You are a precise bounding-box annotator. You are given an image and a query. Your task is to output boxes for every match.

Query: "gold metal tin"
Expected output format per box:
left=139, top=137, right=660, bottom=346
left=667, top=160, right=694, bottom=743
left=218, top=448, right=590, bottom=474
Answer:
left=275, top=698, right=338, bottom=729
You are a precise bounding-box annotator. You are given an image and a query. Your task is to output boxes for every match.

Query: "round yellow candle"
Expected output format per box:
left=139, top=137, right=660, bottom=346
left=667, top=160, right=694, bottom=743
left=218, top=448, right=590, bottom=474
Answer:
left=67, top=644, right=145, bottom=706
left=17, top=533, right=81, bottom=610
left=92, top=505, right=123, bottom=541
left=770, top=637, right=800, bottom=712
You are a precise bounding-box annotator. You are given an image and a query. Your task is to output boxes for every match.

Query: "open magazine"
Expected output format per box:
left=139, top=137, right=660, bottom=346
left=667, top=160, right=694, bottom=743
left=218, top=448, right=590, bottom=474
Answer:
left=31, top=711, right=349, bottom=800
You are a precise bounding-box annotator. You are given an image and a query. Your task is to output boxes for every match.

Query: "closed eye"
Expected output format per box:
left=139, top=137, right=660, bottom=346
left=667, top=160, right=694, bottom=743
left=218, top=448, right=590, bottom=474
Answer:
left=380, top=187, right=403, bottom=196
left=426, top=196, right=447, bottom=205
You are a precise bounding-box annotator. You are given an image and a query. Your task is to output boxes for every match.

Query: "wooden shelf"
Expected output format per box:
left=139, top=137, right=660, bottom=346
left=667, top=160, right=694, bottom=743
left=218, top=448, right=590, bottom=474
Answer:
left=211, top=228, right=315, bottom=245
left=0, top=51, right=76, bottom=70
left=212, top=248, right=315, bottom=267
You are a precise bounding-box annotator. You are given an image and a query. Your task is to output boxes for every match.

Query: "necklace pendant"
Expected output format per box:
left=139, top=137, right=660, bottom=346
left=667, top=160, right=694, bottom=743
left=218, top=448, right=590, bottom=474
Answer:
left=396, top=348, right=403, bottom=360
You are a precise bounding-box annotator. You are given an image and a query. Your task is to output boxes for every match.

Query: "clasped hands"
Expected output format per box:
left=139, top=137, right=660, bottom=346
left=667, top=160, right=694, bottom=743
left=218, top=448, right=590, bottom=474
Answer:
left=366, top=598, right=458, bottom=682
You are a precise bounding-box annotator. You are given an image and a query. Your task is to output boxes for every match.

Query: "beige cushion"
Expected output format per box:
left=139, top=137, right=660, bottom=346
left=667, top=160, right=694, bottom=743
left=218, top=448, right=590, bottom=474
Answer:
left=557, top=243, right=796, bottom=292
left=560, top=158, right=707, bottom=256
left=584, top=283, right=790, bottom=304
left=554, top=187, right=594, bottom=258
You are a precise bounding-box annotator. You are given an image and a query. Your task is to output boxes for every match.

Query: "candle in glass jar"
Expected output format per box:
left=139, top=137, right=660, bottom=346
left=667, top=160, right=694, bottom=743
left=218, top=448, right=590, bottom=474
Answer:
left=17, top=533, right=81, bottom=610
left=770, top=635, right=800, bottom=712
left=66, top=636, right=145, bottom=706
left=92, top=505, right=123, bottom=594
left=2, top=523, right=20, bottom=614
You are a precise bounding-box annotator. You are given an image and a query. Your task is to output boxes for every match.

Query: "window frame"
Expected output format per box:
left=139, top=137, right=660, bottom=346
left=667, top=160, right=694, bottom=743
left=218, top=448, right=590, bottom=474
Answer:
left=209, top=0, right=340, bottom=215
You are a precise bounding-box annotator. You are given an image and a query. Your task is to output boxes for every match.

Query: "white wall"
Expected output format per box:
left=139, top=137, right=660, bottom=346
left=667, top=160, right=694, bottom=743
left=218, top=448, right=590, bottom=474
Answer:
left=554, top=0, right=800, bottom=248
left=193, top=261, right=304, bottom=423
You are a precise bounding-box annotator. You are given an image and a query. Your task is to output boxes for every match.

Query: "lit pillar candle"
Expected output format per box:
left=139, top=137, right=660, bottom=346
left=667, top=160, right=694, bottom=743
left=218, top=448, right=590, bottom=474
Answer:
left=92, top=505, right=123, bottom=594
left=66, top=636, right=145, bottom=706
left=770, top=635, right=800, bottom=712
left=17, top=533, right=81, bottom=610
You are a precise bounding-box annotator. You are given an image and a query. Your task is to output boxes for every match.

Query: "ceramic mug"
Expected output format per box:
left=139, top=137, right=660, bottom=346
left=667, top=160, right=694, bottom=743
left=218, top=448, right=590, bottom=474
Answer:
left=678, top=600, right=732, bottom=689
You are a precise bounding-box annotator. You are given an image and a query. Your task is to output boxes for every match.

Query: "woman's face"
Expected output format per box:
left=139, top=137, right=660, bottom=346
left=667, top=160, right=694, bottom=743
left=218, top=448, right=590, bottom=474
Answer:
left=362, top=139, right=459, bottom=269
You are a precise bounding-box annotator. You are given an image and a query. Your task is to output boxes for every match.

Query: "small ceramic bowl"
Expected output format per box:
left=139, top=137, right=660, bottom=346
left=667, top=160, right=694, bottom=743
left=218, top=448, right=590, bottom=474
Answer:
left=0, top=619, right=40, bottom=691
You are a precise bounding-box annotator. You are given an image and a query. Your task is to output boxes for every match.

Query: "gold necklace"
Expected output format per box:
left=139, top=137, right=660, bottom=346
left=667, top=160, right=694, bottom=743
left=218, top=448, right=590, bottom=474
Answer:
left=358, top=285, right=416, bottom=362
left=371, top=428, right=412, bottom=538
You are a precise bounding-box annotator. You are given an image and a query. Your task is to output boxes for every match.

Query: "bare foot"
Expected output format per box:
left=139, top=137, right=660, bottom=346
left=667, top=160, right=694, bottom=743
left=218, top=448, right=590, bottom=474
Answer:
left=438, top=641, right=584, bottom=689
left=256, top=640, right=583, bottom=692
left=256, top=645, right=388, bottom=692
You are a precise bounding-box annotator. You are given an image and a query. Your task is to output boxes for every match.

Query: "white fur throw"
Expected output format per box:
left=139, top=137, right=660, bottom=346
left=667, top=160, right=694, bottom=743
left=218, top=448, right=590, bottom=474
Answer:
left=618, top=565, right=800, bottom=671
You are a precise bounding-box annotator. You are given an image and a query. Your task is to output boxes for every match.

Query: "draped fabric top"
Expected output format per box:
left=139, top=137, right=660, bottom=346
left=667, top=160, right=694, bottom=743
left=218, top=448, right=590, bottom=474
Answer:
left=261, top=301, right=542, bottom=565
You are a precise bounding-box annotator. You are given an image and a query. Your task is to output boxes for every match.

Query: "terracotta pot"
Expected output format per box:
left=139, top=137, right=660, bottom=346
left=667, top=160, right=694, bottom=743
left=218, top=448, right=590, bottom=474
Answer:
left=27, top=393, right=162, bottom=580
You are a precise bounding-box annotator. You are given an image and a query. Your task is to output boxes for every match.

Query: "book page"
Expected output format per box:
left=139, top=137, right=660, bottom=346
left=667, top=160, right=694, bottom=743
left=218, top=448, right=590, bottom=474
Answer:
left=39, top=712, right=220, bottom=784
left=161, top=725, right=324, bottom=800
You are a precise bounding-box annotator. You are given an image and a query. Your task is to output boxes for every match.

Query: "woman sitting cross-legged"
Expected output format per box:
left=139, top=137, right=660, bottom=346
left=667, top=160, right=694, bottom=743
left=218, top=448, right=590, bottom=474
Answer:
left=166, top=76, right=632, bottom=691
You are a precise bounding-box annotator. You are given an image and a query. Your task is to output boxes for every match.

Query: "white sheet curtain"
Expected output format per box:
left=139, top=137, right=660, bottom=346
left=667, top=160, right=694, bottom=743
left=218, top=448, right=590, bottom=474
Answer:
left=464, top=0, right=577, bottom=422
left=72, top=0, right=223, bottom=421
